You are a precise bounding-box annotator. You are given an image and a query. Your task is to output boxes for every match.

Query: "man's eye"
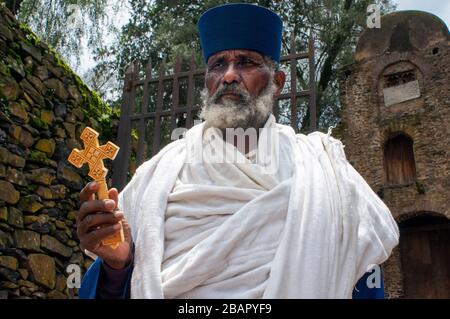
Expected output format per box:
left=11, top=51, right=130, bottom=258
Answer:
left=209, top=62, right=224, bottom=70
left=239, top=59, right=256, bottom=66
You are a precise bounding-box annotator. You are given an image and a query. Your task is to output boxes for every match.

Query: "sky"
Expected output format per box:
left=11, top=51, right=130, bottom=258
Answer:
left=396, top=0, right=450, bottom=26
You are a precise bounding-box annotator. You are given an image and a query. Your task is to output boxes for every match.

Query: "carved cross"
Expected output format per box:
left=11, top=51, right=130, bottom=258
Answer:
left=67, top=126, right=124, bottom=249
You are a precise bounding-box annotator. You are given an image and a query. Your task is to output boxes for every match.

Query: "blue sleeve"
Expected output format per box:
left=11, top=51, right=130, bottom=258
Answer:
left=78, top=258, right=102, bottom=299
left=352, top=267, right=385, bottom=299
left=78, top=258, right=132, bottom=299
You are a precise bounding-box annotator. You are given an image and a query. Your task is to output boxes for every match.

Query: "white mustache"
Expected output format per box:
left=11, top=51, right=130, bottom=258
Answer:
left=200, top=79, right=276, bottom=130
left=210, top=83, right=251, bottom=104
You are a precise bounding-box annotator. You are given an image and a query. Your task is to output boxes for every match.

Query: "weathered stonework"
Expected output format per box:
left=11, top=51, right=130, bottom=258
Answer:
left=0, top=7, right=118, bottom=299
left=340, top=11, right=449, bottom=298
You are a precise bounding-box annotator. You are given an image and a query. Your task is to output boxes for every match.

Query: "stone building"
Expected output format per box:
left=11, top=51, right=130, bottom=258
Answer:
left=340, top=11, right=449, bottom=298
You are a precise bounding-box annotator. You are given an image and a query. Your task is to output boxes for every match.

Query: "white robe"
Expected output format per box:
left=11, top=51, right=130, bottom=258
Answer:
left=118, top=115, right=399, bottom=299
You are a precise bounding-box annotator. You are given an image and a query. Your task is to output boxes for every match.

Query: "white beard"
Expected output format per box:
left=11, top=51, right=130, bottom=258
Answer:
left=200, top=80, right=277, bottom=130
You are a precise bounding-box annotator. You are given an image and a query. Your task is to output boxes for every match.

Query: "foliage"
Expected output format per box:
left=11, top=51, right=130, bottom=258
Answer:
left=15, top=0, right=118, bottom=73
left=93, top=0, right=396, bottom=130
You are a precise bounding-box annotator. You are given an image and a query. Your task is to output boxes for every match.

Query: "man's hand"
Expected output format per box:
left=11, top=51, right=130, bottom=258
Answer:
left=77, top=182, right=133, bottom=269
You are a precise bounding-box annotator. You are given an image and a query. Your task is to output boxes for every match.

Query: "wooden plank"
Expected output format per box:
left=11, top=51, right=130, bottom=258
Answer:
left=401, top=224, right=450, bottom=298
left=384, top=135, right=416, bottom=185
left=308, top=32, right=317, bottom=131
left=152, top=60, right=166, bottom=156
left=112, top=62, right=137, bottom=191
left=279, top=52, right=309, bottom=61
left=186, top=53, right=196, bottom=129
left=136, top=60, right=152, bottom=165
left=171, top=56, right=181, bottom=131
left=289, top=33, right=298, bottom=132
left=129, top=106, right=202, bottom=121
left=401, top=231, right=432, bottom=298
left=134, top=69, right=205, bottom=85
left=430, top=229, right=449, bottom=298
left=277, top=90, right=310, bottom=100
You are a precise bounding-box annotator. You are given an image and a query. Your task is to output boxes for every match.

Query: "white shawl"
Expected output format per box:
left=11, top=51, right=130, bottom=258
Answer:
left=118, top=115, right=399, bottom=298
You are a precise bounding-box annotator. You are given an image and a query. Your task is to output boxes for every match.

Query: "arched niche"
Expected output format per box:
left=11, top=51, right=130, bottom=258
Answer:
left=378, top=61, right=423, bottom=108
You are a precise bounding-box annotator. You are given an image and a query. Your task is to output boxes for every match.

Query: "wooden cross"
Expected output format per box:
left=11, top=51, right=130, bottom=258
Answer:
left=67, top=126, right=124, bottom=249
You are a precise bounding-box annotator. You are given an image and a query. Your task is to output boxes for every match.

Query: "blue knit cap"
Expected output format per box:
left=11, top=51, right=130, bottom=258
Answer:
left=198, top=3, right=283, bottom=63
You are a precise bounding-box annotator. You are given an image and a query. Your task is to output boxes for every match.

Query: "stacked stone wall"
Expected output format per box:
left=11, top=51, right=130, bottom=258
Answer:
left=0, top=7, right=118, bottom=299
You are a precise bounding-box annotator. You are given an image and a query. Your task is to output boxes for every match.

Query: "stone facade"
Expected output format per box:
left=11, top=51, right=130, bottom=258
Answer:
left=340, top=11, right=449, bottom=298
left=0, top=7, right=118, bottom=298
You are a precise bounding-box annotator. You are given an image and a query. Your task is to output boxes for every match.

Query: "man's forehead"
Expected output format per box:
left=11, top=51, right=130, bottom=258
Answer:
left=207, top=49, right=264, bottom=62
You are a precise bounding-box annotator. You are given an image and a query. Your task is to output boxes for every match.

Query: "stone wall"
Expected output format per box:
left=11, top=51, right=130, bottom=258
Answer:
left=339, top=11, right=450, bottom=298
left=0, top=7, right=118, bottom=299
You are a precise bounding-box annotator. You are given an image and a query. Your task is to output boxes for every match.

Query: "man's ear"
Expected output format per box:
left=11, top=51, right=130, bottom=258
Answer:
left=273, top=70, right=286, bottom=97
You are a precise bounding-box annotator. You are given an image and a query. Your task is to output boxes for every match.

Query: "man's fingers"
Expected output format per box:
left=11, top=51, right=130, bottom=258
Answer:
left=85, top=223, right=122, bottom=246
left=78, top=211, right=124, bottom=234
left=108, top=188, right=119, bottom=208
left=79, top=182, right=98, bottom=205
left=78, top=199, right=116, bottom=223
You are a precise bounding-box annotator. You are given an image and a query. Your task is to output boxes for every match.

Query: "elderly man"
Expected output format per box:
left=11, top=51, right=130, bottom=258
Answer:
left=78, top=3, right=399, bottom=299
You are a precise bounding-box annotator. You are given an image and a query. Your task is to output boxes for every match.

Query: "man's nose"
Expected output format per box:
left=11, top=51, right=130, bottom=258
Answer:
left=222, top=64, right=241, bottom=85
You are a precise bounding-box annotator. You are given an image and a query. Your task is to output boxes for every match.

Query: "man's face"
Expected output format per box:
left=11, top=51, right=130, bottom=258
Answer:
left=201, top=49, right=285, bottom=130
left=205, top=49, right=273, bottom=102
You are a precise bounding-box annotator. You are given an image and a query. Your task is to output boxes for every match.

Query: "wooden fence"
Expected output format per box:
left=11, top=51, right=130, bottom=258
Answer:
left=112, top=34, right=316, bottom=191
